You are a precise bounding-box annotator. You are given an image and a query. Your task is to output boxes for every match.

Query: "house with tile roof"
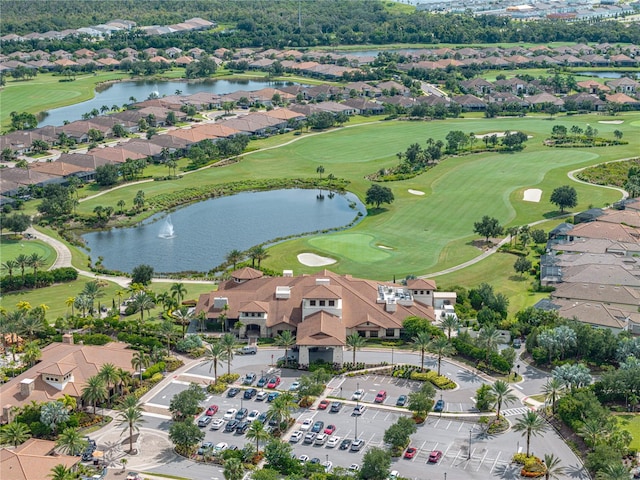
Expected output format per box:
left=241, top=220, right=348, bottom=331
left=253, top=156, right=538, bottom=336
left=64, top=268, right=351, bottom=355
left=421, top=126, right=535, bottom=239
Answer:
left=196, top=269, right=453, bottom=365
left=0, top=438, right=80, bottom=480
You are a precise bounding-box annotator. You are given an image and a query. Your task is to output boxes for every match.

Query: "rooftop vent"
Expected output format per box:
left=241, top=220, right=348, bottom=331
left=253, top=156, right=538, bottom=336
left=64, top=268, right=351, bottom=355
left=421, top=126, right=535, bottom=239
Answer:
left=283, top=270, right=293, bottom=277
left=276, top=286, right=291, bottom=299
left=213, top=297, right=228, bottom=309
left=316, top=278, right=330, bottom=286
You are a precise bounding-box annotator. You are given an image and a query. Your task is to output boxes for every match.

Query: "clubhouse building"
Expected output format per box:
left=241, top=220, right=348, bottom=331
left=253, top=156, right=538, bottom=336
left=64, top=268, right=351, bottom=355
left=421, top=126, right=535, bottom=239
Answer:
left=195, top=268, right=456, bottom=365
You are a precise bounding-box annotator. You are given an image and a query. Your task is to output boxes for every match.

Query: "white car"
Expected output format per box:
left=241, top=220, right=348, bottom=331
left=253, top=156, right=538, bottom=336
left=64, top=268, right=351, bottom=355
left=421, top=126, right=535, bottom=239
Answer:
left=256, top=391, right=268, bottom=401
left=314, top=433, right=328, bottom=445
left=289, top=430, right=303, bottom=443
left=300, top=418, right=314, bottom=431
left=223, top=408, right=238, bottom=420
left=247, top=410, right=260, bottom=422
left=322, top=461, right=333, bottom=473
left=326, top=436, right=341, bottom=448
left=210, top=418, right=225, bottom=430
left=349, top=464, right=360, bottom=472
left=389, top=471, right=399, bottom=480
left=289, top=381, right=300, bottom=391
left=298, top=454, right=309, bottom=463
left=213, top=442, right=228, bottom=453
left=352, top=389, right=364, bottom=400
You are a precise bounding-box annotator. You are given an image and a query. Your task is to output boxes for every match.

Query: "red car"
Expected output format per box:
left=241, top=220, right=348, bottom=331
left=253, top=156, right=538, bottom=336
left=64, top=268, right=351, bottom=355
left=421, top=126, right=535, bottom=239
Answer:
left=428, top=450, right=443, bottom=463
left=374, top=390, right=387, bottom=403
left=267, top=377, right=281, bottom=389
left=404, top=447, right=417, bottom=459
left=205, top=405, right=218, bottom=416
left=318, top=400, right=330, bottom=410
left=324, top=424, right=336, bottom=435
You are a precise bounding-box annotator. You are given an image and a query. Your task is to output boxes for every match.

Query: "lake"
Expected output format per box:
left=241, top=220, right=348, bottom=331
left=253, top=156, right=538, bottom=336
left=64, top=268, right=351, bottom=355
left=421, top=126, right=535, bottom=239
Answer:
left=39, top=78, right=298, bottom=127
left=81, top=189, right=365, bottom=274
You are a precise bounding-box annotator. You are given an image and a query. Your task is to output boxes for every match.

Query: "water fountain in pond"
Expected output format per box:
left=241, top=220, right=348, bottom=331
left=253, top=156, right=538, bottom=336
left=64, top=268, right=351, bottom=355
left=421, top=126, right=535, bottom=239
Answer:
left=158, top=215, right=175, bottom=239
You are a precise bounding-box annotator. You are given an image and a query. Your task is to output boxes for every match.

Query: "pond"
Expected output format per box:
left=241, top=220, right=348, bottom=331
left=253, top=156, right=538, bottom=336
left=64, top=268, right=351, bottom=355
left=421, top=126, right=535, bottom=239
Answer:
left=81, top=189, right=366, bottom=274
left=576, top=71, right=635, bottom=79
left=39, top=78, right=299, bottom=127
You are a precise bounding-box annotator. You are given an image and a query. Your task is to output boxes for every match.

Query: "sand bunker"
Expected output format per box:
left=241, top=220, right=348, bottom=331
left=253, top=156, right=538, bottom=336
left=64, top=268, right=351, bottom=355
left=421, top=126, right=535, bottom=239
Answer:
left=598, top=120, right=624, bottom=124
left=475, top=132, right=532, bottom=139
left=378, top=245, right=393, bottom=250
left=297, top=253, right=336, bottom=266
left=408, top=189, right=425, bottom=196
left=523, top=188, right=542, bottom=203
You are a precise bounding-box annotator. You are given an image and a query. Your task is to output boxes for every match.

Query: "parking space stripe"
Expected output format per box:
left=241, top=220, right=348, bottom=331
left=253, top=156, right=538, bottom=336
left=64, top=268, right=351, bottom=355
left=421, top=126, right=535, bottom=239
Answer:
left=476, top=449, right=488, bottom=471
left=490, top=451, right=502, bottom=473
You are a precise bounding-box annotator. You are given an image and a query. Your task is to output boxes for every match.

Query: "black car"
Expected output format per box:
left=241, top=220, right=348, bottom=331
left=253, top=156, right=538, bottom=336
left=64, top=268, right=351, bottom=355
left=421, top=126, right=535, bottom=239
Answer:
left=197, top=416, right=212, bottom=427
left=330, top=401, right=343, bottom=412
left=339, top=439, right=352, bottom=450
left=311, top=421, right=324, bottom=433
left=257, top=412, right=268, bottom=424
left=434, top=399, right=445, bottom=412
left=235, top=408, right=248, bottom=421
left=227, top=387, right=240, bottom=397
left=235, top=421, right=249, bottom=434
left=225, top=419, right=239, bottom=432
left=243, top=388, right=257, bottom=399
left=396, top=395, right=407, bottom=407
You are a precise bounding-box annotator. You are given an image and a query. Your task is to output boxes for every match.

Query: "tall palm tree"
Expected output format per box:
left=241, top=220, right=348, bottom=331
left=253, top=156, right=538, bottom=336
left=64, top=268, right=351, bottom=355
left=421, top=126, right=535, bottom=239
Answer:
left=266, top=392, right=297, bottom=426
left=170, top=282, right=188, bottom=307
left=203, top=341, right=227, bottom=384
left=56, top=426, right=88, bottom=455
left=428, top=337, right=456, bottom=376
left=346, top=332, right=366, bottom=366
left=15, top=253, right=29, bottom=282
left=99, top=363, right=120, bottom=407
left=1, top=259, right=19, bottom=279
left=578, top=418, right=605, bottom=450
left=82, top=375, right=108, bottom=414
left=27, top=253, right=46, bottom=286
left=513, top=411, right=548, bottom=456
left=412, top=331, right=431, bottom=371
left=48, top=464, right=76, bottom=480
left=1, top=310, right=22, bottom=361
left=158, top=320, right=175, bottom=356
left=223, top=457, right=244, bottom=480
left=246, top=420, right=271, bottom=453
left=22, top=341, right=41, bottom=367
left=225, top=249, right=244, bottom=270
left=542, top=378, right=565, bottom=414
left=491, top=380, right=517, bottom=419
left=274, top=330, right=296, bottom=367
left=131, top=350, right=151, bottom=382
left=248, top=245, right=269, bottom=268
left=595, top=463, right=631, bottom=480
left=116, top=396, right=145, bottom=453
left=440, top=314, right=460, bottom=340
left=74, top=295, right=91, bottom=318
left=81, top=280, right=105, bottom=315
left=543, top=453, right=564, bottom=480
left=478, top=325, right=501, bottom=363
left=220, top=333, right=236, bottom=375
left=0, top=421, right=31, bottom=447
left=131, top=291, right=155, bottom=327
left=172, top=306, right=193, bottom=338
left=18, top=315, right=44, bottom=340
left=65, top=297, right=76, bottom=318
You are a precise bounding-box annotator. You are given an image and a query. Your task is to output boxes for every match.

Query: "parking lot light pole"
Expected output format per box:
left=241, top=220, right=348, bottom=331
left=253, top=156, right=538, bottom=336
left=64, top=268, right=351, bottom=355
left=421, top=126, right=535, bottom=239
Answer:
left=391, top=347, right=394, bottom=365
left=440, top=393, right=443, bottom=417
left=468, top=428, right=473, bottom=460
left=355, top=413, right=358, bottom=440
left=260, top=370, right=264, bottom=391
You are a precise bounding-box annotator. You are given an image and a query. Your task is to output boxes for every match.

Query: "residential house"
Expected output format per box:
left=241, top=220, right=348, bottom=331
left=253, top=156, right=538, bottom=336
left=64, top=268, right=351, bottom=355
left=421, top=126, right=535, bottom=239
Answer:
left=341, top=98, right=385, bottom=115
left=1, top=439, right=80, bottom=480
left=606, top=77, right=640, bottom=94
left=451, top=94, right=487, bottom=111
left=460, top=78, right=494, bottom=96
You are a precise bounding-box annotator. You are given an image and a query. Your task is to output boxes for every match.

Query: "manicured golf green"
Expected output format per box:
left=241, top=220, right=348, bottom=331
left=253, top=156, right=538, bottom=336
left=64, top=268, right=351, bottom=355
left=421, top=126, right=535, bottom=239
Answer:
left=616, top=414, right=640, bottom=450
left=75, top=113, right=639, bottom=280
left=0, top=236, right=56, bottom=269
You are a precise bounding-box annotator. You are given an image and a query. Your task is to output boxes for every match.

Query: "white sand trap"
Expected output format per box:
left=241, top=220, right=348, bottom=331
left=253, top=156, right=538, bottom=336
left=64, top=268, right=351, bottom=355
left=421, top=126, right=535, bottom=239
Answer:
left=378, top=245, right=393, bottom=250
left=408, top=189, right=425, bottom=196
left=297, top=253, right=336, bottom=266
left=475, top=131, right=533, bottom=139
left=598, top=120, right=624, bottom=124
left=523, top=188, right=542, bottom=203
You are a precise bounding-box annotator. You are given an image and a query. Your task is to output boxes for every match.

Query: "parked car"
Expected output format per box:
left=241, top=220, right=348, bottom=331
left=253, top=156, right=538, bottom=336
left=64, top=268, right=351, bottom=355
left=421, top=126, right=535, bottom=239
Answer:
left=318, top=399, right=330, bottom=410
left=330, top=401, right=343, bottom=412
left=288, top=381, right=300, bottom=391
left=278, top=354, right=297, bottom=362
left=197, top=416, right=212, bottom=427
left=352, top=405, right=366, bottom=416
left=396, top=395, right=407, bottom=407
left=257, top=376, right=268, bottom=387
left=247, top=410, right=260, bottom=422
left=304, top=432, right=317, bottom=444
left=223, top=408, right=238, bottom=420
left=238, top=345, right=257, bottom=355
left=227, top=387, right=240, bottom=397
left=326, top=436, right=341, bottom=448
left=428, top=450, right=443, bottom=463
left=300, top=418, right=313, bottom=431
left=257, top=412, right=268, bottom=424
left=205, top=405, right=219, bottom=416
left=197, top=442, right=213, bottom=455
left=513, top=338, right=522, bottom=348
left=311, top=420, right=325, bottom=433
left=243, top=373, right=256, bottom=385
left=322, top=460, right=333, bottom=473
left=235, top=421, right=249, bottom=434
left=235, top=408, right=248, bottom=421
left=352, top=389, right=364, bottom=401
left=210, top=418, right=225, bottom=430
left=213, top=442, right=228, bottom=453
left=225, top=420, right=239, bottom=432
left=389, top=470, right=399, bottom=479
left=310, top=457, right=321, bottom=464
left=374, top=390, right=387, bottom=403
left=324, top=425, right=336, bottom=435
left=434, top=399, right=445, bottom=412
left=126, top=473, right=141, bottom=480
left=351, top=439, right=365, bottom=451
left=243, top=388, right=257, bottom=399
left=267, top=377, right=281, bottom=388
left=298, top=454, right=309, bottom=463
left=348, top=464, right=360, bottom=472
left=256, top=391, right=268, bottom=401
left=314, top=433, right=328, bottom=445
left=404, top=447, right=417, bottom=459
left=339, top=438, right=352, bottom=450
left=267, top=392, right=280, bottom=402
left=289, top=430, right=303, bottom=443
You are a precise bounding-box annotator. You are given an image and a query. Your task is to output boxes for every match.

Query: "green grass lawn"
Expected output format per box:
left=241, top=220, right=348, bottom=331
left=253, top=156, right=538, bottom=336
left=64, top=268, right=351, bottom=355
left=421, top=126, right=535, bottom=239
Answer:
left=616, top=414, right=640, bottom=450
left=0, top=236, right=56, bottom=269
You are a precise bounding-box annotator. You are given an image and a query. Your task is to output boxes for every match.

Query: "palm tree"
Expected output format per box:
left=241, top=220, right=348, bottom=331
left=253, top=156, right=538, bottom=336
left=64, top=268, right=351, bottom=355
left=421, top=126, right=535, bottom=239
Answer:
left=513, top=411, right=548, bottom=456
left=82, top=375, right=108, bottom=414
left=346, top=332, right=366, bottom=366
left=0, top=421, right=31, bottom=447
left=170, top=282, right=188, bottom=307
left=172, top=306, right=193, bottom=338
left=82, top=280, right=105, bottom=315
left=412, top=331, right=431, bottom=371
left=131, top=291, right=155, bottom=326
left=131, top=350, right=151, bottom=382
left=65, top=297, right=76, bottom=318
left=48, top=464, right=76, bottom=480
left=543, top=453, right=564, bottom=480
left=266, top=392, right=297, bottom=426
left=595, top=463, right=631, bottom=480
left=158, top=320, right=175, bottom=356
left=116, top=396, right=145, bottom=453
left=1, top=259, right=18, bottom=279
left=18, top=315, right=44, bottom=340
left=223, top=457, right=244, bottom=480
left=74, top=295, right=91, bottom=318
left=578, top=418, right=605, bottom=450
left=117, top=200, right=126, bottom=214
left=22, top=341, right=41, bottom=367
left=248, top=245, right=269, bottom=268
left=220, top=333, right=236, bottom=375
left=15, top=253, right=29, bottom=282
left=99, top=363, right=120, bottom=407
left=478, top=325, right=501, bottom=363
left=428, top=337, right=456, bottom=376
left=274, top=330, right=296, bottom=367
left=440, top=314, right=460, bottom=340
left=491, top=380, right=517, bottom=419
left=203, top=341, right=227, bottom=384
left=56, top=426, right=88, bottom=455
left=225, top=249, right=244, bottom=270
left=542, top=378, right=565, bottom=414
left=246, top=420, right=271, bottom=453
left=316, top=165, right=325, bottom=179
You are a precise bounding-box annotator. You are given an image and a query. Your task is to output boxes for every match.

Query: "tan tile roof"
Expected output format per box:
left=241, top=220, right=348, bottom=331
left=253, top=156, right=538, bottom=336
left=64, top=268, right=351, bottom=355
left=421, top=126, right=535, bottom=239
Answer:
left=30, top=161, right=92, bottom=177
left=407, top=279, right=437, bottom=290
left=1, top=439, right=79, bottom=480
left=571, top=221, right=640, bottom=244
left=232, top=267, right=264, bottom=280
left=552, top=282, right=640, bottom=307
left=38, top=362, right=75, bottom=375
left=562, top=264, right=640, bottom=287
left=304, top=284, right=342, bottom=299
left=239, top=301, right=269, bottom=313
left=598, top=209, right=640, bottom=228
left=556, top=300, right=629, bottom=330
left=297, top=311, right=346, bottom=346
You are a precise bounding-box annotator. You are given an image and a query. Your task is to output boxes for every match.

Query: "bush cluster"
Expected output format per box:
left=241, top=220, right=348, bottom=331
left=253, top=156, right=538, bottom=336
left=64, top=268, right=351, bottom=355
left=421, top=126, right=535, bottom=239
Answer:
left=142, top=361, right=165, bottom=380
left=409, top=371, right=456, bottom=390
left=451, top=337, right=510, bottom=374
left=1, top=267, right=78, bottom=292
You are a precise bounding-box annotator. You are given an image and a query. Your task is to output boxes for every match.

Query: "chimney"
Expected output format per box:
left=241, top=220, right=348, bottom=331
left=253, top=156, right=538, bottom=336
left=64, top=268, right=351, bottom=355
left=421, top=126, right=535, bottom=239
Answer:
left=20, top=378, right=35, bottom=397
left=62, top=333, right=74, bottom=345
left=283, top=270, right=293, bottom=277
